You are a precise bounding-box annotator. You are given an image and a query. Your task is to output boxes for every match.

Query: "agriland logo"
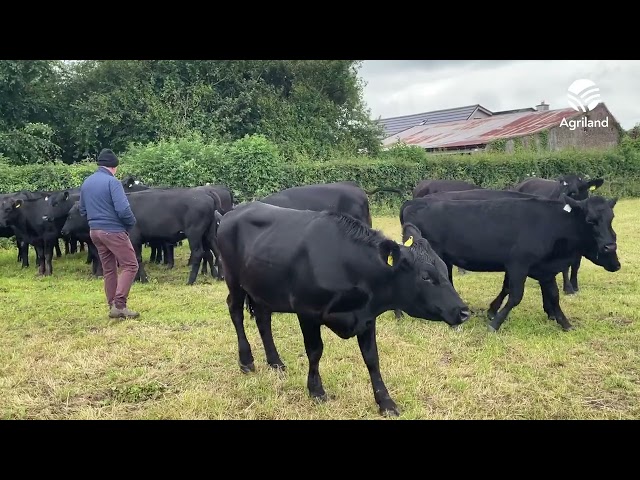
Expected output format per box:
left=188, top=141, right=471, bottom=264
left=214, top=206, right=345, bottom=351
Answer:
left=560, top=78, right=609, bottom=131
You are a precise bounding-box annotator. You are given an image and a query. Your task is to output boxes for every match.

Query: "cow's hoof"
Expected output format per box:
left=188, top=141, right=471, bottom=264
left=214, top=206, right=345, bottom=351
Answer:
left=487, top=324, right=498, bottom=333
left=240, top=362, right=255, bottom=374
left=268, top=362, right=286, bottom=371
left=487, top=310, right=496, bottom=321
left=562, top=325, right=574, bottom=332
left=311, top=392, right=328, bottom=403
left=379, top=403, right=400, bottom=417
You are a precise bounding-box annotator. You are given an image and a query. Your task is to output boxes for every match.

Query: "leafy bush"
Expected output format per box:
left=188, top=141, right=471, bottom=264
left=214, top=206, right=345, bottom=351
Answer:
left=2, top=135, right=639, bottom=214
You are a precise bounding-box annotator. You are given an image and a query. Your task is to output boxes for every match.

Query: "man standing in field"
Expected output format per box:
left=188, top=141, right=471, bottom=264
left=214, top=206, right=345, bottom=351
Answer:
left=79, top=148, right=140, bottom=319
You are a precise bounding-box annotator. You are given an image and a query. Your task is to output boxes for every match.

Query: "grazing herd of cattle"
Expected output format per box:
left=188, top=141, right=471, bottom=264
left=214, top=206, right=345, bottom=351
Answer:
left=0, top=172, right=622, bottom=416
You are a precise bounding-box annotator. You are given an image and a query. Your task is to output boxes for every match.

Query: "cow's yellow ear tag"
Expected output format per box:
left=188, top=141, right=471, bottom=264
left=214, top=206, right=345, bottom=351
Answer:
left=387, top=254, right=394, bottom=266
left=404, top=236, right=414, bottom=247
left=589, top=185, right=596, bottom=191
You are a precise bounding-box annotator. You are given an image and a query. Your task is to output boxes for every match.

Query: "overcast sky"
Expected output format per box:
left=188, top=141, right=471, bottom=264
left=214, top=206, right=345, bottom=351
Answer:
left=358, top=60, right=640, bottom=130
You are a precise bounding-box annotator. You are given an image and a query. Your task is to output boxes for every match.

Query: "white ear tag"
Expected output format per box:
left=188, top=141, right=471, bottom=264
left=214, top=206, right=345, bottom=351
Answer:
left=563, top=204, right=572, bottom=212
left=562, top=181, right=568, bottom=186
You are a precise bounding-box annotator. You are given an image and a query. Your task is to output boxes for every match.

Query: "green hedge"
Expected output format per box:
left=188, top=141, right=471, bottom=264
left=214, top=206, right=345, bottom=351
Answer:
left=2, top=134, right=640, bottom=215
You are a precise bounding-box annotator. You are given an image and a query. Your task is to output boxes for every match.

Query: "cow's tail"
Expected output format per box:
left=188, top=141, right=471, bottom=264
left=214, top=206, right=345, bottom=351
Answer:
left=226, top=187, right=236, bottom=211
left=364, top=186, right=404, bottom=196
left=399, top=199, right=412, bottom=225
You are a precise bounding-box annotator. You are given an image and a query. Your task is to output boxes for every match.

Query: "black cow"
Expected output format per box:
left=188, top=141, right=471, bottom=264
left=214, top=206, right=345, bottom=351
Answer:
left=412, top=179, right=482, bottom=199
left=121, top=188, right=221, bottom=284
left=257, top=181, right=402, bottom=228
left=215, top=201, right=470, bottom=417
left=0, top=193, right=66, bottom=276
left=511, top=174, right=605, bottom=294
left=43, top=188, right=92, bottom=261
left=59, top=207, right=103, bottom=277
left=400, top=194, right=620, bottom=332
left=1, top=190, right=64, bottom=267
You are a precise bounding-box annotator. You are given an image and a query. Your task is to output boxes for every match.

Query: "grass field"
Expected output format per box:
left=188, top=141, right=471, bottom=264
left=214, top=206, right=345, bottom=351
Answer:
left=1, top=200, right=639, bottom=420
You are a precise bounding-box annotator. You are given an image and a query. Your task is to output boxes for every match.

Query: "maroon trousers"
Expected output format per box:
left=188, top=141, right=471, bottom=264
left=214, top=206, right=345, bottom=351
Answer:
left=90, top=229, right=139, bottom=309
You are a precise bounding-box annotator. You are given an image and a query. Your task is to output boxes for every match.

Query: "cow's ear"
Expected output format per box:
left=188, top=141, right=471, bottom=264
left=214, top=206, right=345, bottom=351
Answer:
left=63, top=191, right=70, bottom=201
left=402, top=222, right=422, bottom=245
left=562, top=194, right=583, bottom=212
left=608, top=197, right=618, bottom=209
left=379, top=239, right=401, bottom=268
left=214, top=210, right=224, bottom=225
left=13, top=199, right=23, bottom=209
left=588, top=178, right=604, bottom=191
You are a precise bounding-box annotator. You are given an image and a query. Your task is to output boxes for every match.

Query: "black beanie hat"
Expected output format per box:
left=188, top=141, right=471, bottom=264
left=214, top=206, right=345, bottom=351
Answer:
left=97, top=148, right=119, bottom=167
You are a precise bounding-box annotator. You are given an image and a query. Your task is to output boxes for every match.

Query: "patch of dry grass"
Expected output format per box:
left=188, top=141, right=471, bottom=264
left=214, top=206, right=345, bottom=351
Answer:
left=1, top=199, right=639, bottom=419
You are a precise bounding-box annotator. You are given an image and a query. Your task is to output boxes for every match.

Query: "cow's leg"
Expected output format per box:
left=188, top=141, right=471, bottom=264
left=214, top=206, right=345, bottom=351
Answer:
left=561, top=267, right=575, bottom=295
left=357, top=319, right=400, bottom=417
left=166, top=244, right=175, bottom=269
left=488, top=266, right=527, bottom=332
left=539, top=277, right=573, bottom=331
left=488, top=273, right=510, bottom=320
left=35, top=244, right=46, bottom=276
left=131, top=240, right=148, bottom=283
left=44, top=243, right=54, bottom=276
left=253, top=304, right=286, bottom=370
left=226, top=281, right=253, bottom=373
left=393, top=309, right=404, bottom=320
left=54, top=240, right=62, bottom=258
left=155, top=243, right=163, bottom=264
left=79, top=240, right=86, bottom=252
left=20, top=242, right=29, bottom=268
left=570, top=256, right=581, bottom=293
left=186, top=235, right=204, bottom=285
left=200, top=250, right=210, bottom=275
left=88, top=242, right=103, bottom=277
left=64, top=237, right=70, bottom=255
left=149, top=243, right=157, bottom=263
left=538, top=278, right=556, bottom=321
left=297, top=314, right=327, bottom=401
left=85, top=248, right=92, bottom=264
left=35, top=247, right=42, bottom=270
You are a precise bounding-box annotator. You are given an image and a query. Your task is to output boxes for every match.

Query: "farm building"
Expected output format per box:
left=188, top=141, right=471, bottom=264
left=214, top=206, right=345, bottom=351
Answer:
left=377, top=102, right=623, bottom=154
left=376, top=104, right=537, bottom=138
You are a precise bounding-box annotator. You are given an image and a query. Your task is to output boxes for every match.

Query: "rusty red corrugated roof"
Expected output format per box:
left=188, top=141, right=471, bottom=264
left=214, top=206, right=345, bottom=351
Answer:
left=382, top=107, right=584, bottom=149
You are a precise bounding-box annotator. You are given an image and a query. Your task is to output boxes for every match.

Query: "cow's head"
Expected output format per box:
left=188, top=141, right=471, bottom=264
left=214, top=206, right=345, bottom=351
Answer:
left=43, top=190, right=75, bottom=222
left=563, top=194, right=620, bottom=272
left=121, top=175, right=145, bottom=191
left=558, top=174, right=604, bottom=200
left=0, top=197, right=26, bottom=227
left=382, top=223, right=470, bottom=326
left=60, top=202, right=86, bottom=236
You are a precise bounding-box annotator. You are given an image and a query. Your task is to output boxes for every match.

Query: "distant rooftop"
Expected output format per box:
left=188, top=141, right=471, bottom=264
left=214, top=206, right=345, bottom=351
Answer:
left=376, top=104, right=539, bottom=138
left=381, top=106, right=593, bottom=151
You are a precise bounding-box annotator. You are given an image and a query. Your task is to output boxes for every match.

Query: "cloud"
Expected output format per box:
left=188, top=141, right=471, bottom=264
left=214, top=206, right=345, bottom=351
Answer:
left=358, top=60, right=640, bottom=129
